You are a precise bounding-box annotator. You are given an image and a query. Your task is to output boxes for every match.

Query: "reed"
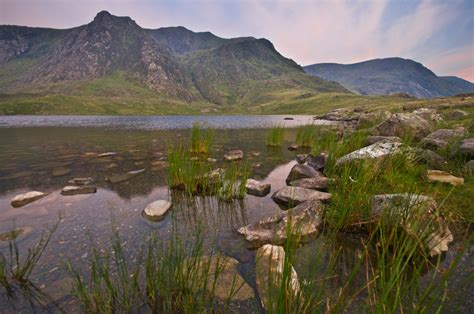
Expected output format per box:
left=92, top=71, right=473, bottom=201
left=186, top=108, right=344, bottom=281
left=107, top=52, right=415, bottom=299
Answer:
left=189, top=123, right=214, bottom=154
left=266, top=125, right=285, bottom=147
left=295, top=124, right=318, bottom=148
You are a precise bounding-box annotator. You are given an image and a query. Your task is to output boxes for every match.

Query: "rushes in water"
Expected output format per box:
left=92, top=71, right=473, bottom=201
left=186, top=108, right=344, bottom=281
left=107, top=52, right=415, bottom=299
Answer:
left=190, top=123, right=214, bottom=154
left=266, top=125, right=285, bottom=147
left=217, top=161, right=251, bottom=201
left=295, top=124, right=318, bottom=148
left=0, top=220, right=59, bottom=305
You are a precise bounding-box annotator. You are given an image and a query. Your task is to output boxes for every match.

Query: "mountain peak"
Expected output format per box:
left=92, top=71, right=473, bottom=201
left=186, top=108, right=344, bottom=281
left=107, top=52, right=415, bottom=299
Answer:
left=91, top=10, right=136, bottom=28
left=94, top=10, right=113, bottom=22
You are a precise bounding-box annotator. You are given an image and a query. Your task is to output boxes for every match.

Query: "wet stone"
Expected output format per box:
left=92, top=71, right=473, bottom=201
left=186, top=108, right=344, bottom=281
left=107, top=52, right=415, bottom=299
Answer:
left=11, top=191, right=48, bottom=207
left=289, top=176, right=331, bottom=191
left=295, top=154, right=308, bottom=164
left=288, top=144, right=299, bottom=151
left=107, top=169, right=145, bottom=183
left=307, top=152, right=328, bottom=171
left=286, top=164, right=320, bottom=184
left=98, top=152, right=117, bottom=157
left=143, top=200, right=171, bottom=221
left=61, top=185, right=97, bottom=196
left=272, top=186, right=331, bottom=207
left=224, top=150, right=243, bottom=162
left=245, top=179, right=271, bottom=197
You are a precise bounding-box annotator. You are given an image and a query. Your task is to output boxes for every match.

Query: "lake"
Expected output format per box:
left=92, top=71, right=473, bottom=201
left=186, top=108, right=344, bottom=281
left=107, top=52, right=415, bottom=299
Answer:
left=0, top=116, right=471, bottom=312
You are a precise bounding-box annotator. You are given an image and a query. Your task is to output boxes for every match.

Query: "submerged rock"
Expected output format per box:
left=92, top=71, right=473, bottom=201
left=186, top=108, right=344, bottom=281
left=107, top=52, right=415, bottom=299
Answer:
left=107, top=169, right=145, bottom=183
left=143, top=200, right=171, bottom=221
left=336, top=141, right=402, bottom=165
left=245, top=179, right=271, bottom=197
left=374, top=112, right=433, bottom=140
left=52, top=168, right=72, bottom=177
left=370, top=194, right=453, bottom=257
left=11, top=191, right=48, bottom=208
left=61, top=185, right=97, bottom=196
left=288, top=144, right=299, bottom=151
left=68, top=177, right=93, bottom=186
left=286, top=164, right=320, bottom=184
left=272, top=186, right=331, bottom=206
left=307, top=152, right=328, bottom=171
left=224, top=150, right=243, bottom=162
left=191, top=255, right=254, bottom=302
left=289, top=176, right=331, bottom=191
left=426, top=170, right=464, bottom=186
left=238, top=200, right=323, bottom=248
left=256, top=245, right=300, bottom=312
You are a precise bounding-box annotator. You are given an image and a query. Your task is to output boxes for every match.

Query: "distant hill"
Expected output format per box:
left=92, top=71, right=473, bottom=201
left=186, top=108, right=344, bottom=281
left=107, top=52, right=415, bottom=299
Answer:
left=0, top=10, right=348, bottom=109
left=303, top=58, right=474, bottom=98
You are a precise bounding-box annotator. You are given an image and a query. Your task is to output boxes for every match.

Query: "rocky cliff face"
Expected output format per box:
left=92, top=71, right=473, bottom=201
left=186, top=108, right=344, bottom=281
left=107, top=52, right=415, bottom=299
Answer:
left=0, top=11, right=348, bottom=104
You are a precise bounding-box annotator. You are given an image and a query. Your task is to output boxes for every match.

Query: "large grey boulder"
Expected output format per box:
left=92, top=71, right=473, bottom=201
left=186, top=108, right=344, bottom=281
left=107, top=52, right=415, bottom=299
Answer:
left=238, top=200, right=323, bottom=248
left=285, top=164, right=320, bottom=184
left=366, top=135, right=402, bottom=145
left=11, top=191, right=48, bottom=208
left=412, top=108, right=442, bottom=123
left=307, top=152, right=328, bottom=171
left=446, top=109, right=469, bottom=120
left=457, top=138, right=474, bottom=158
left=357, top=110, right=392, bottom=128
left=420, top=127, right=465, bottom=150
left=256, top=245, right=300, bottom=312
left=371, top=194, right=453, bottom=256
left=336, top=141, right=402, bottom=165
left=375, top=112, right=433, bottom=140
left=272, top=186, right=331, bottom=206
left=289, top=176, right=331, bottom=191
left=143, top=200, right=171, bottom=221
left=245, top=179, right=271, bottom=197
left=406, top=148, right=446, bottom=170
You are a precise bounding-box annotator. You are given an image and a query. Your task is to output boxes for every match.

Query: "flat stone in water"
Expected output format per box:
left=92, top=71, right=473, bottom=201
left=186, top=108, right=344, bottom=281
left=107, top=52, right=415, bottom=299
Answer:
left=61, top=185, right=97, bottom=196
left=143, top=200, right=171, bottom=221
left=11, top=191, right=48, bottom=207
left=98, top=152, right=117, bottom=157
left=52, top=168, right=72, bottom=177
left=107, top=169, right=145, bottom=183
left=245, top=179, right=271, bottom=197
left=224, top=150, right=243, bottom=162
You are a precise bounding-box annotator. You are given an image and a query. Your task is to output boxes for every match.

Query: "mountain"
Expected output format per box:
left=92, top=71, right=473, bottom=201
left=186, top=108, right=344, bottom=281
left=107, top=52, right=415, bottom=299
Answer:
left=303, top=58, right=474, bottom=98
left=0, top=10, right=348, bottom=109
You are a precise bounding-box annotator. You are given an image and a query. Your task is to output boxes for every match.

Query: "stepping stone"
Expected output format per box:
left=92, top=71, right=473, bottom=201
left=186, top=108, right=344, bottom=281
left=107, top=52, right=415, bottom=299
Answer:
left=98, top=152, right=117, bottom=157
left=224, top=150, right=243, bottom=162
left=11, top=191, right=48, bottom=208
left=285, top=164, right=320, bottom=184
left=61, top=186, right=97, bottom=196
left=289, top=176, right=331, bottom=191
left=307, top=152, right=328, bottom=171
left=143, top=200, right=171, bottom=221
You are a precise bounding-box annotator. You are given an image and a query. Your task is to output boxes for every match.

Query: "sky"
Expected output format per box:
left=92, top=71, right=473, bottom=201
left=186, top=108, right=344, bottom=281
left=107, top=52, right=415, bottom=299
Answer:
left=1, top=0, right=473, bottom=82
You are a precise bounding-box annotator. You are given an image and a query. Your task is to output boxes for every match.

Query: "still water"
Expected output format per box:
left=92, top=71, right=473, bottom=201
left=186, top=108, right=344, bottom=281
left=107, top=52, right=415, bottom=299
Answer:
left=0, top=116, right=470, bottom=312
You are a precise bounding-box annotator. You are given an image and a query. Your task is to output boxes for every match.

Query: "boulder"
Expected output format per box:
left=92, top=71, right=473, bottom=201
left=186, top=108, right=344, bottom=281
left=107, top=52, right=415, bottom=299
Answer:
left=191, top=255, right=254, bottom=302
left=142, top=200, right=171, bottom=221
left=447, top=109, right=469, bottom=120
left=457, top=138, right=474, bottom=158
left=374, top=112, right=433, bottom=140
left=336, top=141, right=402, bottom=165
left=295, top=154, right=308, bottom=164
left=224, top=150, right=243, bottom=162
left=420, top=127, right=465, bottom=150
left=366, top=135, right=401, bottom=145
left=307, top=152, right=328, bottom=171
left=61, top=186, right=97, bottom=196
left=238, top=200, right=323, bottom=248
left=357, top=110, right=392, bottom=128
left=370, top=194, right=453, bottom=256
left=245, top=179, right=271, bottom=197
left=11, top=191, right=48, bottom=208
left=272, top=186, right=331, bottom=206
left=426, top=170, right=464, bottom=186
left=68, top=177, right=93, bottom=186
left=466, top=160, right=474, bottom=172
left=289, top=176, right=331, bottom=191
left=285, top=164, right=320, bottom=184
left=412, top=108, right=442, bottom=123
left=256, top=245, right=300, bottom=312
left=407, top=148, right=446, bottom=170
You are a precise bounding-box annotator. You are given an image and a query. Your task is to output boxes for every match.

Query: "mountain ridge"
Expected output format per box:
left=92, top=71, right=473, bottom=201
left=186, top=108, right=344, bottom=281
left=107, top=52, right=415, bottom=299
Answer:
left=303, top=57, right=474, bottom=98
